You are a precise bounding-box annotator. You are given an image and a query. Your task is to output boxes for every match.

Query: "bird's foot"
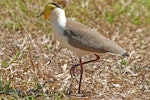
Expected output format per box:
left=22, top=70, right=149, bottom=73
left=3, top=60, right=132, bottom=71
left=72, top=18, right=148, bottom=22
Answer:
left=70, top=64, right=77, bottom=77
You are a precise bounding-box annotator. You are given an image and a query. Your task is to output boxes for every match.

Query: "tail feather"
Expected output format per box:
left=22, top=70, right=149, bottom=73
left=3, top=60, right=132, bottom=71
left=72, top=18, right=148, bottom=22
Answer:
left=122, top=52, right=129, bottom=57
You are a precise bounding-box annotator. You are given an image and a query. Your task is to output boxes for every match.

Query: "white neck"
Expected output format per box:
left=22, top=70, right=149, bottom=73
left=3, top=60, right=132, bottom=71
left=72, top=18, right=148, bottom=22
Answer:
left=50, top=8, right=66, bottom=33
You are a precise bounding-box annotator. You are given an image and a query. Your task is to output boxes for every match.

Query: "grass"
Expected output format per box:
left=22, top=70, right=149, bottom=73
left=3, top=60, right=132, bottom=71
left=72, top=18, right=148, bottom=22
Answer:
left=0, top=75, right=11, bottom=95
left=0, top=0, right=150, bottom=99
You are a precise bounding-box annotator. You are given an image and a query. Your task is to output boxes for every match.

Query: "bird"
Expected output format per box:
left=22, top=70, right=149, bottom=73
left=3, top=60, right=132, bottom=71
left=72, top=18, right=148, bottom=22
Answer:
left=37, top=3, right=129, bottom=94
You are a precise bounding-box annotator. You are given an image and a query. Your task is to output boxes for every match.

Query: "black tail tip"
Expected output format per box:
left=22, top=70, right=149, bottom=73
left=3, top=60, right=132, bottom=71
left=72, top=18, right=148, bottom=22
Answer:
left=122, top=52, right=129, bottom=57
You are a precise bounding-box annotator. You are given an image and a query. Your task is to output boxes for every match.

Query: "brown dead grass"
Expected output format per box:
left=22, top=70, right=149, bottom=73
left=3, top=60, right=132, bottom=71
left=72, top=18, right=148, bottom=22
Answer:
left=0, top=0, right=150, bottom=99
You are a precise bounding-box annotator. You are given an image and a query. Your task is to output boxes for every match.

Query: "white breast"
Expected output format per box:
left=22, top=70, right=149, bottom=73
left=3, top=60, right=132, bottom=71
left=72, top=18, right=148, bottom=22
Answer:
left=50, top=8, right=68, bottom=44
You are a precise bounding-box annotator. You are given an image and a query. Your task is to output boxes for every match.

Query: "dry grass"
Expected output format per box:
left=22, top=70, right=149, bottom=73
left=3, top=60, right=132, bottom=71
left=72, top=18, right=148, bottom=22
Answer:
left=0, top=0, right=150, bottom=99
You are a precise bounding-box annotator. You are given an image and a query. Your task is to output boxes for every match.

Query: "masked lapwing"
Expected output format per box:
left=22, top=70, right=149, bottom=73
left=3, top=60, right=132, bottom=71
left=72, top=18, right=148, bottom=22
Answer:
left=38, top=3, right=129, bottom=94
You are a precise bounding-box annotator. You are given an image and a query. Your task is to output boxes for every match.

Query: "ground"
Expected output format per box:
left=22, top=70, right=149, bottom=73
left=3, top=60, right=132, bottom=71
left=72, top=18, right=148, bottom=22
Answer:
left=0, top=0, right=150, bottom=100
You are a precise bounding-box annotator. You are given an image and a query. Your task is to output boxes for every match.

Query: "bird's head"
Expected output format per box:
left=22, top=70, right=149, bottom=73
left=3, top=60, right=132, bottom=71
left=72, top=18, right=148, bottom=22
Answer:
left=37, top=3, right=61, bottom=20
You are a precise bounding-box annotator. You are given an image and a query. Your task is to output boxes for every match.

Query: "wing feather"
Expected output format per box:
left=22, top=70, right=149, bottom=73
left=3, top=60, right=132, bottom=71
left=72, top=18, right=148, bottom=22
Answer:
left=64, top=19, right=126, bottom=55
left=64, top=19, right=107, bottom=53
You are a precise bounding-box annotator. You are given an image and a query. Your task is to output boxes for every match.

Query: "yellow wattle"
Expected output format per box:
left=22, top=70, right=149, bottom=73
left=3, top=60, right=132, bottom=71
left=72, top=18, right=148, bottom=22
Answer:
left=44, top=11, right=50, bottom=20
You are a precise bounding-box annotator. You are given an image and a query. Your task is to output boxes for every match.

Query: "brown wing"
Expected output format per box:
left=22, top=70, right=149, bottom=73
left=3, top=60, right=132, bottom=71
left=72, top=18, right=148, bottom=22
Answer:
left=64, top=19, right=127, bottom=55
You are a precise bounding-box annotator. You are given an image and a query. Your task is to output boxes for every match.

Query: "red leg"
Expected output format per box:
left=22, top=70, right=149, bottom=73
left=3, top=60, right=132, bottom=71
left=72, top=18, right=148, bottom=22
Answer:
left=78, top=58, right=83, bottom=94
left=70, top=54, right=100, bottom=77
left=70, top=54, right=100, bottom=94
